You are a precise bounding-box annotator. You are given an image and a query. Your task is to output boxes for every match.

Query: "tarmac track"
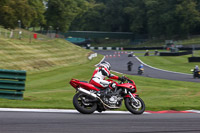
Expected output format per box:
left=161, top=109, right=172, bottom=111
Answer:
left=94, top=50, right=200, bottom=83
left=0, top=111, right=200, bottom=133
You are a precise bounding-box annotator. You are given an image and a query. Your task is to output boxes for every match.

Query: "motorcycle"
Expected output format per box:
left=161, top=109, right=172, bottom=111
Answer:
left=138, top=68, right=144, bottom=75
left=69, top=76, right=145, bottom=114
left=191, top=69, right=200, bottom=78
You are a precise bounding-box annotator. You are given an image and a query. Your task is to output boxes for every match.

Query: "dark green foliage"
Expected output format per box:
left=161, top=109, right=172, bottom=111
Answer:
left=28, top=0, right=46, bottom=29
left=0, top=0, right=200, bottom=38
left=45, top=0, right=89, bottom=32
left=69, top=2, right=106, bottom=31
left=0, top=0, right=45, bottom=29
left=70, top=0, right=200, bottom=39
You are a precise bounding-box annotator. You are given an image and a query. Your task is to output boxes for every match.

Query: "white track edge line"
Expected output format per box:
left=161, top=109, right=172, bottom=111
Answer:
left=0, top=108, right=151, bottom=114
left=186, top=110, right=200, bottom=113
left=0, top=108, right=199, bottom=114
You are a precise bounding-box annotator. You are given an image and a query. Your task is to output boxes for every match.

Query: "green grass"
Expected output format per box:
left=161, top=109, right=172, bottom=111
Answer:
left=0, top=28, right=199, bottom=111
left=193, top=50, right=200, bottom=56
left=0, top=37, right=92, bottom=71
left=0, top=64, right=199, bottom=111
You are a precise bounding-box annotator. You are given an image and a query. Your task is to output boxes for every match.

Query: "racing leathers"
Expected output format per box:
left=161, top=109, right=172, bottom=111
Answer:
left=89, top=66, right=120, bottom=88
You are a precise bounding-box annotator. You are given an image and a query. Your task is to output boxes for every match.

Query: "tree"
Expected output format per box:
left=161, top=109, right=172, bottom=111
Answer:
left=70, top=2, right=106, bottom=31
left=45, top=0, right=89, bottom=32
left=193, top=0, right=200, bottom=34
left=0, top=0, right=17, bottom=28
left=196, top=0, right=200, bottom=11
left=145, top=0, right=173, bottom=38
left=28, top=0, right=46, bottom=30
left=0, top=0, right=37, bottom=29
left=103, top=0, right=130, bottom=32
left=124, top=0, right=147, bottom=34
left=145, top=0, right=200, bottom=38
left=174, top=0, right=200, bottom=37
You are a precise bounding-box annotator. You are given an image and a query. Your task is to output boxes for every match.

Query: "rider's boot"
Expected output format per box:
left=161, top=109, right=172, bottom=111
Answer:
left=96, top=91, right=101, bottom=97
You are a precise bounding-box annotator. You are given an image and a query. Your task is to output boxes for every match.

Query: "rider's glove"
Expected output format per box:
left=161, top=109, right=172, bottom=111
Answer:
left=118, top=76, right=126, bottom=82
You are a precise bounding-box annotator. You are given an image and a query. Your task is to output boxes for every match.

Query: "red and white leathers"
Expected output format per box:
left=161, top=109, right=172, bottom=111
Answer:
left=89, top=66, right=119, bottom=88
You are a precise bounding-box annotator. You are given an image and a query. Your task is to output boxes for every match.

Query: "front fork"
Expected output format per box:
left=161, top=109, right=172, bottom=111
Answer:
left=128, top=92, right=139, bottom=104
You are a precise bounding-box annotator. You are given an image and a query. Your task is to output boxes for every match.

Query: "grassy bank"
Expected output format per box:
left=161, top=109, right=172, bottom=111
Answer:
left=0, top=38, right=91, bottom=72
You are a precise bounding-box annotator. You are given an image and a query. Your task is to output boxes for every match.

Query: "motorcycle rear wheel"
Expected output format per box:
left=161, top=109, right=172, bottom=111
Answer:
left=125, top=96, right=145, bottom=115
left=73, top=92, right=97, bottom=114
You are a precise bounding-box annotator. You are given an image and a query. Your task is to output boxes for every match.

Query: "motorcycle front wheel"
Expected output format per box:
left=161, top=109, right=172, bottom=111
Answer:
left=73, top=92, right=97, bottom=114
left=125, top=96, right=145, bottom=115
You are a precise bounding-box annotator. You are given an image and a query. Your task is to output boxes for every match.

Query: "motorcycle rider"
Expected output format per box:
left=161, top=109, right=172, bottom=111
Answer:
left=194, top=65, right=199, bottom=72
left=90, top=61, right=125, bottom=91
left=138, top=64, right=144, bottom=70
left=138, top=64, right=144, bottom=75
left=192, top=65, right=200, bottom=78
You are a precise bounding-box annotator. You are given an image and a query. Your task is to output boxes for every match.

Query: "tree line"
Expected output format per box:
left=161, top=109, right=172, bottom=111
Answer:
left=0, top=0, right=200, bottom=39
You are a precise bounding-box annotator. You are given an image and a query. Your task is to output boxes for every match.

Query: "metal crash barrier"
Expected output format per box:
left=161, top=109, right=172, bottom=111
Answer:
left=0, top=69, right=26, bottom=100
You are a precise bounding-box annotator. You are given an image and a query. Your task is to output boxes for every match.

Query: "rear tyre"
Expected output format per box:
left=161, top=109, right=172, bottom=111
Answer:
left=73, top=92, right=97, bottom=114
left=125, top=96, right=145, bottom=115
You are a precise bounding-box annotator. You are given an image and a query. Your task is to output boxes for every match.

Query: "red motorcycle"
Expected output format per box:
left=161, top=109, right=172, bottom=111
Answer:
left=69, top=76, right=145, bottom=114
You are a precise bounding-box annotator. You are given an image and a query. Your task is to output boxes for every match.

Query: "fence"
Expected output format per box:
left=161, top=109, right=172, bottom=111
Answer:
left=0, top=28, right=55, bottom=41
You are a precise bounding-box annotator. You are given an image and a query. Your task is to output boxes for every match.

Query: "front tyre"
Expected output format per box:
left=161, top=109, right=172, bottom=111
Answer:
left=125, top=96, right=145, bottom=115
left=73, top=92, right=97, bottom=114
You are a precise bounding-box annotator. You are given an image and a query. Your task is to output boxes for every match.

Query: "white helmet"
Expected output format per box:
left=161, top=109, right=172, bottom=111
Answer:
left=100, top=61, right=111, bottom=70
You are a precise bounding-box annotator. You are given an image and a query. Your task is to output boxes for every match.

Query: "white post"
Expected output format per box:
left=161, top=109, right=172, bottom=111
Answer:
left=9, top=30, right=13, bottom=38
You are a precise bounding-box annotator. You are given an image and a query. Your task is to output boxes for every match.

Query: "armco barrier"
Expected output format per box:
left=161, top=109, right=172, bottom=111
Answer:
left=159, top=51, right=192, bottom=56
left=188, top=57, right=200, bottom=62
left=84, top=46, right=200, bottom=51
left=123, top=47, right=163, bottom=50
left=85, top=47, right=123, bottom=50
left=0, top=69, right=26, bottom=100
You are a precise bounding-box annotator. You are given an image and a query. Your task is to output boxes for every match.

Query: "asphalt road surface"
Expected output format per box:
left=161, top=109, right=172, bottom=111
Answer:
left=0, top=111, right=200, bottom=133
left=94, top=50, right=200, bottom=83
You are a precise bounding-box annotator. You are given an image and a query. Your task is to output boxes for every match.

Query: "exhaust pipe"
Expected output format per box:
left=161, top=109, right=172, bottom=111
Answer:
left=77, top=87, right=98, bottom=98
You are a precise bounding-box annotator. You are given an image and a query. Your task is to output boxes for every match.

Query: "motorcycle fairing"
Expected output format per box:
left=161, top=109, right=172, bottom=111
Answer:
left=118, top=83, right=134, bottom=89
left=70, top=79, right=100, bottom=91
